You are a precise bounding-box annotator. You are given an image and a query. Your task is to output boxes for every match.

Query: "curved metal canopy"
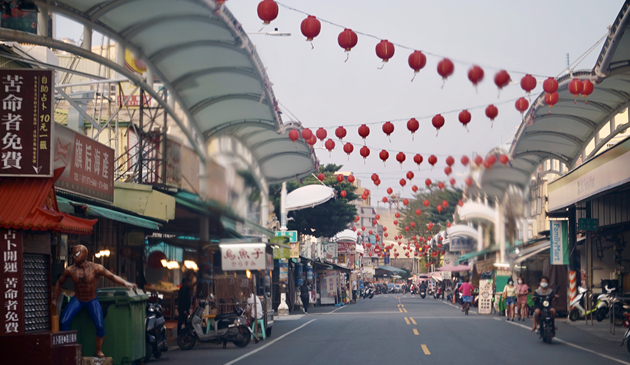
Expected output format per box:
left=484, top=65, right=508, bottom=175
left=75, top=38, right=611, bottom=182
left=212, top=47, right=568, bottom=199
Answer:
left=480, top=2, right=630, bottom=197
left=35, top=0, right=316, bottom=184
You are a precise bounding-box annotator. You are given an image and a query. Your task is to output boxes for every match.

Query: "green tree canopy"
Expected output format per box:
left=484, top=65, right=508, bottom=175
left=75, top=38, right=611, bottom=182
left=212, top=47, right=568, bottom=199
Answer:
left=269, top=164, right=358, bottom=238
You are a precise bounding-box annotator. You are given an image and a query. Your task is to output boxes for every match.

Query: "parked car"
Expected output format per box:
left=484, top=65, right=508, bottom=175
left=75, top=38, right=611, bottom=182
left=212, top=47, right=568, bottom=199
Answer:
left=394, top=284, right=402, bottom=293
left=387, top=284, right=395, bottom=293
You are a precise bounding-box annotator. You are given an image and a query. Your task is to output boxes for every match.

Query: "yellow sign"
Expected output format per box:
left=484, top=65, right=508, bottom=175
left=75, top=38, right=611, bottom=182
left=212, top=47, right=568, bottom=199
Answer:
left=290, top=242, right=300, bottom=258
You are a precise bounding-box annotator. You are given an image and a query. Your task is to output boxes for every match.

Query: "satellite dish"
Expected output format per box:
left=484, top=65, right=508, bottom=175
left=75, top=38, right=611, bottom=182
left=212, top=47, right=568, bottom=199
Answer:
left=286, top=185, right=335, bottom=211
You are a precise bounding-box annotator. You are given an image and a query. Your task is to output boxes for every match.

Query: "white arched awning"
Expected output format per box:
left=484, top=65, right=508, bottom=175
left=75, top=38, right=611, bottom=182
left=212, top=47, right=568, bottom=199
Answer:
left=19, top=0, right=316, bottom=184
left=457, top=201, right=496, bottom=224
left=480, top=3, right=630, bottom=198
left=447, top=225, right=479, bottom=241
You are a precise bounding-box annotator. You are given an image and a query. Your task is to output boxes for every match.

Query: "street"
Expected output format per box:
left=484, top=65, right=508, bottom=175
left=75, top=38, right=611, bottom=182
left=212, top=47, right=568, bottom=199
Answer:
left=161, top=295, right=630, bottom=365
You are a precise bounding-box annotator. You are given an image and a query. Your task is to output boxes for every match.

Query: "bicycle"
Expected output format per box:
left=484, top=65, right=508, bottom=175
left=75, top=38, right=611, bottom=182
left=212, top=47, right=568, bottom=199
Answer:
left=462, top=295, right=473, bottom=315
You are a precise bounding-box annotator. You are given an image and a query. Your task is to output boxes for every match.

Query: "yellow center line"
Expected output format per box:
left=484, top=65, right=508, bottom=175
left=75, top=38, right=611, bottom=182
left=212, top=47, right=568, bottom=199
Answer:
left=421, top=344, right=431, bottom=355
left=399, top=308, right=403, bottom=313
left=413, top=328, right=419, bottom=335
left=404, top=317, right=410, bottom=325
left=402, top=307, right=408, bottom=313
left=409, top=317, right=417, bottom=325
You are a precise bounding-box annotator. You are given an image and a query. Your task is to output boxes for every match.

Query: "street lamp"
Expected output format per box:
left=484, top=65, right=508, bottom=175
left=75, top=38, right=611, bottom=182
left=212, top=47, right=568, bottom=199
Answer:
left=247, top=28, right=291, bottom=37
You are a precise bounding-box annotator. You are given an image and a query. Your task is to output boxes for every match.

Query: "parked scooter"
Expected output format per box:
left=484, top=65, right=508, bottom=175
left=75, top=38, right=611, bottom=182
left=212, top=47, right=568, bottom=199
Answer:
left=569, top=286, right=598, bottom=321
left=535, top=287, right=558, bottom=344
left=177, top=301, right=252, bottom=350
left=145, top=301, right=168, bottom=362
left=362, top=288, right=374, bottom=299
left=620, top=313, right=630, bottom=353
left=434, top=286, right=442, bottom=299
left=420, top=289, right=426, bottom=299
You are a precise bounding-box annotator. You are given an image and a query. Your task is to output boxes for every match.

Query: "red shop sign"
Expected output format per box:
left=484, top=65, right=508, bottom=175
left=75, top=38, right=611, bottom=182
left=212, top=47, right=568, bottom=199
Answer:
left=0, top=228, right=23, bottom=336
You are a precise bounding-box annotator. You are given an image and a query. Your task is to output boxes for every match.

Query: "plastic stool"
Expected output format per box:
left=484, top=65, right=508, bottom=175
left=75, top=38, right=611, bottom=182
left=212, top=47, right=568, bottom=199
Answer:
left=251, top=318, right=266, bottom=340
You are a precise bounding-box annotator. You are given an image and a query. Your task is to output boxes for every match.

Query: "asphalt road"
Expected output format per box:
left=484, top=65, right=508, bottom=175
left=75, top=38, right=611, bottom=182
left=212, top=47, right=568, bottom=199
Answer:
left=157, top=294, right=630, bottom=365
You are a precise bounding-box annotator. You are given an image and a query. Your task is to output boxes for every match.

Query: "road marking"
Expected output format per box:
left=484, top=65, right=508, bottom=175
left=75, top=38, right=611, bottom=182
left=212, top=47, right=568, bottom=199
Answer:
left=505, top=320, right=630, bottom=365
left=402, top=307, right=408, bottom=313
left=404, top=317, right=410, bottom=325
left=399, top=308, right=403, bottom=312
left=327, top=305, right=347, bottom=314
left=409, top=317, right=417, bottom=325
left=413, top=328, right=419, bottom=335
left=421, top=344, right=431, bottom=355
left=223, top=319, right=317, bottom=365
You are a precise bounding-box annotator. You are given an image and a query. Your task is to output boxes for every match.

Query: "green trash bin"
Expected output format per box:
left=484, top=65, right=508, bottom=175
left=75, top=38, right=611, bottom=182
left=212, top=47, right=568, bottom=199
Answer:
left=69, top=287, right=148, bottom=364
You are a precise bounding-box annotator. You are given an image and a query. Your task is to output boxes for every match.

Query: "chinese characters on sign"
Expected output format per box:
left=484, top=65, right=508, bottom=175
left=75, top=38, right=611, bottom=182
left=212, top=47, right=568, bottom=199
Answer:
left=0, top=70, right=53, bottom=177
left=478, top=279, right=493, bottom=315
left=220, top=244, right=267, bottom=271
left=52, top=331, right=78, bottom=347
left=53, top=123, right=115, bottom=202
left=1, top=228, right=23, bottom=335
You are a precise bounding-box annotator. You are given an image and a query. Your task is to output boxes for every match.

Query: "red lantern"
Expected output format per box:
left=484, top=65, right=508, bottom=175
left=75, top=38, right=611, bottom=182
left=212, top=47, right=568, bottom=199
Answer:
left=325, top=139, right=335, bottom=155
left=405, top=226, right=410, bottom=232
left=384, top=232, right=388, bottom=237
left=416, top=209, right=421, bottom=216
left=288, top=129, right=300, bottom=143
left=461, top=155, right=470, bottom=166
left=387, top=187, right=393, bottom=195
left=395, top=212, right=400, bottom=218
left=382, top=197, right=388, bottom=203
left=148, top=251, right=167, bottom=270
left=307, top=135, right=317, bottom=146
left=375, top=214, right=380, bottom=220
left=376, top=39, right=395, bottom=63
left=424, top=199, right=430, bottom=207
left=458, top=200, right=464, bottom=207
left=487, top=155, right=497, bottom=166
left=358, top=124, right=370, bottom=141
left=316, top=127, right=327, bottom=142
left=348, top=175, right=355, bottom=183
left=414, top=154, right=423, bottom=169
left=301, top=15, right=321, bottom=41
left=396, top=152, right=406, bottom=166
left=338, top=28, right=358, bottom=52
left=568, top=78, right=584, bottom=98
left=445, top=156, right=454, bottom=167
left=361, top=226, right=366, bottom=231
left=442, top=200, right=449, bottom=207
left=494, top=70, right=511, bottom=91
left=406, top=171, right=414, bottom=181
left=437, top=205, right=443, bottom=213
left=411, top=185, right=418, bottom=192
left=364, top=189, right=370, bottom=196
left=432, top=114, right=445, bottom=135
left=358, top=145, right=368, bottom=161
left=301, top=128, right=312, bottom=140
left=515, top=97, right=529, bottom=114
left=337, top=174, right=345, bottom=183
left=427, top=222, right=434, bottom=230
left=450, top=178, right=456, bottom=186
left=465, top=177, right=473, bottom=186
left=500, top=154, right=509, bottom=165
left=371, top=174, right=379, bottom=182
left=520, top=74, right=537, bottom=94
left=335, top=126, right=347, bottom=140
left=382, top=226, right=386, bottom=231
left=485, top=105, right=498, bottom=124
left=355, top=215, right=360, bottom=222
left=399, top=178, right=407, bottom=187
left=408, top=50, right=427, bottom=81
left=257, top=0, right=279, bottom=24
left=444, top=166, right=452, bottom=176
left=369, top=230, right=374, bottom=235
left=352, top=226, right=356, bottom=231
left=393, top=220, right=398, bottom=225
left=581, top=80, right=594, bottom=103
left=428, top=155, right=438, bottom=167
left=458, top=110, right=471, bottom=130
left=467, top=65, right=484, bottom=88
left=437, top=58, right=454, bottom=81
left=446, top=222, right=452, bottom=228
left=438, top=182, right=445, bottom=190
left=474, top=155, right=483, bottom=166
left=407, top=118, right=419, bottom=140
left=410, top=222, right=416, bottom=228
left=425, top=178, right=432, bottom=187
left=382, top=121, right=395, bottom=140
left=379, top=149, right=390, bottom=166
left=544, top=92, right=559, bottom=109
left=543, top=77, right=558, bottom=94
left=403, top=198, right=409, bottom=206
left=340, top=190, right=347, bottom=198
left=317, top=173, right=325, bottom=181
left=343, top=143, right=354, bottom=159
left=362, top=194, right=368, bottom=200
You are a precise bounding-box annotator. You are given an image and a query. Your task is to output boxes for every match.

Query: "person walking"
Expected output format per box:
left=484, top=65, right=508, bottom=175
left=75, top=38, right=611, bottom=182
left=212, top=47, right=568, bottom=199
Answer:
left=516, top=276, right=530, bottom=321
left=177, top=278, right=192, bottom=332
left=247, top=292, right=263, bottom=344
left=503, top=278, right=517, bottom=321
left=301, top=283, right=310, bottom=314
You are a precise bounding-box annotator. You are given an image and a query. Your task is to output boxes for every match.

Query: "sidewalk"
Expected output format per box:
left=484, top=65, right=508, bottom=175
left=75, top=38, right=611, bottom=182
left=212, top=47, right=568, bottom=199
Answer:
left=566, top=318, right=627, bottom=343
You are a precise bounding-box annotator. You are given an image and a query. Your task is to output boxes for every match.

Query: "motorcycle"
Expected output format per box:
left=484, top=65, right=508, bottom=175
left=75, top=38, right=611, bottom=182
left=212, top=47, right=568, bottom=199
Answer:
left=145, top=301, right=168, bottom=362
left=596, top=285, right=624, bottom=323
left=569, top=286, right=598, bottom=321
left=362, top=288, right=374, bottom=299
left=434, top=286, right=442, bottom=299
left=620, top=313, right=630, bottom=353
left=535, top=287, right=558, bottom=344
left=177, top=300, right=252, bottom=350
left=420, top=289, right=426, bottom=299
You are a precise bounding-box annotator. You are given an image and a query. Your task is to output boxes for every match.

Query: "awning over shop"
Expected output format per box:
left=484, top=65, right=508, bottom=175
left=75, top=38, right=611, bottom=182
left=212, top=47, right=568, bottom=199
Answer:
left=312, top=260, right=352, bottom=272
left=376, top=265, right=406, bottom=273
left=514, top=241, right=550, bottom=264
left=57, top=196, right=162, bottom=230
left=0, top=171, right=96, bottom=235
left=458, top=247, right=492, bottom=263
left=113, top=181, right=176, bottom=222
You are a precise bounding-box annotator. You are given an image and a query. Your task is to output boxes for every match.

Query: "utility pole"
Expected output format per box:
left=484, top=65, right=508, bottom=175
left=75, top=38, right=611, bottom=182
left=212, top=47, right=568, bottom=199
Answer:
left=277, top=182, right=290, bottom=316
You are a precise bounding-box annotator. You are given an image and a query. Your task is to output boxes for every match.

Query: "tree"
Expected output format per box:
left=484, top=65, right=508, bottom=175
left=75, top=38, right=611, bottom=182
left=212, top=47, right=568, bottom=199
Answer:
left=268, top=164, right=358, bottom=238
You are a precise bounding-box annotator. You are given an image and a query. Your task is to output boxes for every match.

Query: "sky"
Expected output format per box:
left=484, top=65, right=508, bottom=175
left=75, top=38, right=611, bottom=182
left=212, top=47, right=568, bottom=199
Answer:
left=54, top=0, right=626, bottom=204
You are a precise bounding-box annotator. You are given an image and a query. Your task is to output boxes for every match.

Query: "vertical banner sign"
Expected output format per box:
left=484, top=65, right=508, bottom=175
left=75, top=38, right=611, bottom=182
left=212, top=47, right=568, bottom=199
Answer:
left=0, top=69, right=53, bottom=177
left=278, top=259, right=288, bottom=283
left=478, top=279, right=493, bottom=315
left=550, top=221, right=569, bottom=265
left=1, top=228, right=23, bottom=335
left=289, top=242, right=300, bottom=258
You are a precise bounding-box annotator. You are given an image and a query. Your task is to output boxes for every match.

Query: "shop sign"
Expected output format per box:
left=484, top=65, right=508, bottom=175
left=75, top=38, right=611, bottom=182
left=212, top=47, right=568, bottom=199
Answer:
left=449, top=237, right=473, bottom=252
left=578, top=218, right=598, bottom=231
left=117, top=80, right=151, bottom=108
left=323, top=241, right=337, bottom=260
left=478, top=278, right=493, bottom=315
left=272, top=246, right=290, bottom=259
left=52, top=331, right=78, bottom=347
left=338, top=254, right=346, bottom=264
left=289, top=242, right=300, bottom=258
left=337, top=240, right=354, bottom=254
left=0, top=228, right=23, bottom=335
left=550, top=221, right=569, bottom=265
left=275, top=230, right=298, bottom=243
left=278, top=259, right=288, bottom=283
left=0, top=69, right=53, bottom=177
left=476, top=258, right=496, bottom=274
left=220, top=243, right=267, bottom=271
left=54, top=123, right=115, bottom=202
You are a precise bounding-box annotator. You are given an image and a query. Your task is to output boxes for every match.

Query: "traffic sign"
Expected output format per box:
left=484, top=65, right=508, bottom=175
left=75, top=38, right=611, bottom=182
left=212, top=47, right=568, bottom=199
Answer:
left=275, top=230, right=298, bottom=243
left=578, top=218, right=598, bottom=231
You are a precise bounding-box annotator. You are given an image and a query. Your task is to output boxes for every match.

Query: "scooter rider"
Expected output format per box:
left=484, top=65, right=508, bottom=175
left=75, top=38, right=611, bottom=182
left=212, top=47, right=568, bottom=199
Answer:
left=532, top=277, right=557, bottom=332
